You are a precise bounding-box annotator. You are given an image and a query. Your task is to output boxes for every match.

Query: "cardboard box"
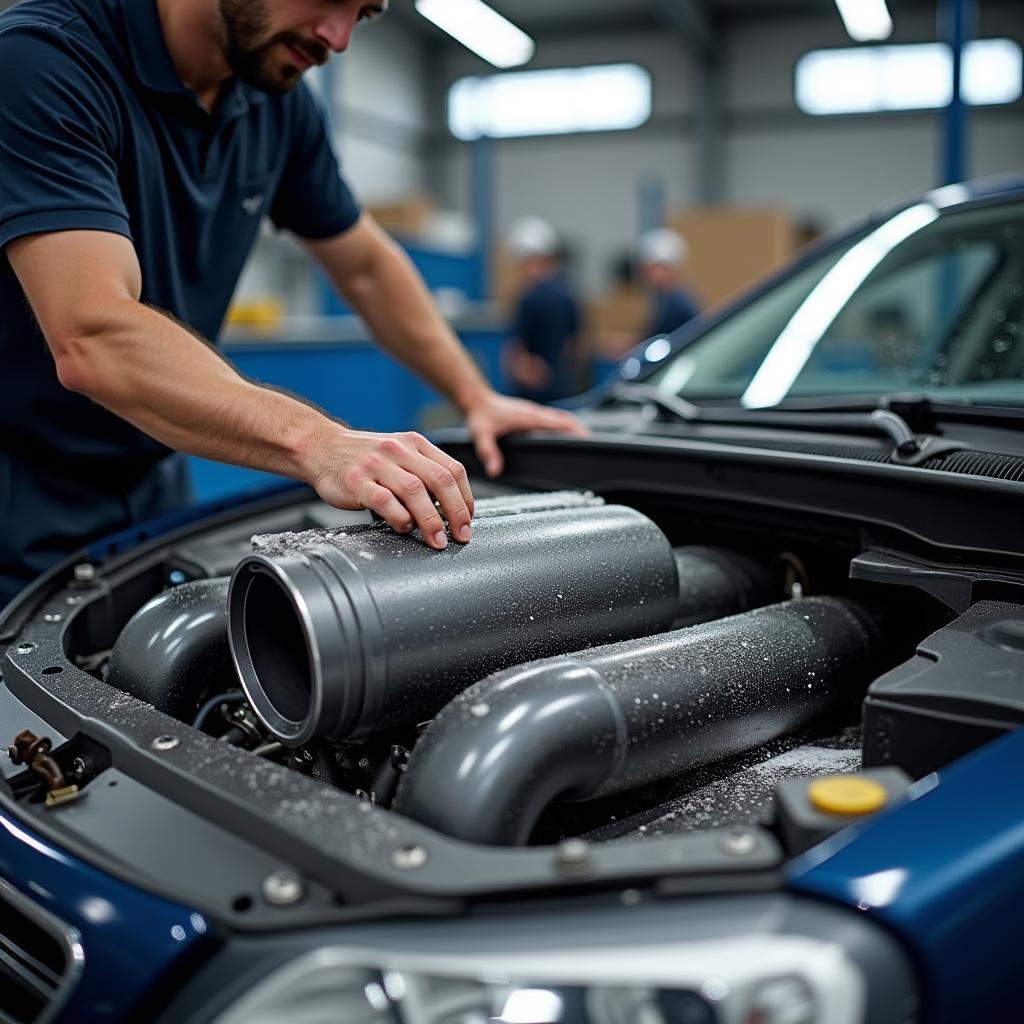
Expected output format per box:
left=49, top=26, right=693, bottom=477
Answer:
left=368, top=197, right=436, bottom=239
left=669, top=208, right=798, bottom=312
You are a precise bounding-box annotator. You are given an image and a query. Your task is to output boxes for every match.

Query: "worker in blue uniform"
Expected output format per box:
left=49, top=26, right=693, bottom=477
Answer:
left=637, top=228, right=701, bottom=340
left=504, top=217, right=581, bottom=404
left=0, top=0, right=586, bottom=607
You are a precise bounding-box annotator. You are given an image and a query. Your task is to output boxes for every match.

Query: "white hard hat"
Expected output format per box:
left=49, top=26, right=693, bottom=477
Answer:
left=637, top=228, right=689, bottom=267
left=506, top=216, right=559, bottom=259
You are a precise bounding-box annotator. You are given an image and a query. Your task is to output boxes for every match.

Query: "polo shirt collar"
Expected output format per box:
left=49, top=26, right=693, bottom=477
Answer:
left=123, top=0, right=189, bottom=96
left=122, top=0, right=268, bottom=113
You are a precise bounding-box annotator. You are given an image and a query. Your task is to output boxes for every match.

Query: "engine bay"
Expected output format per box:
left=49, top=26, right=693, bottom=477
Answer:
left=2, top=456, right=1022, bottom=923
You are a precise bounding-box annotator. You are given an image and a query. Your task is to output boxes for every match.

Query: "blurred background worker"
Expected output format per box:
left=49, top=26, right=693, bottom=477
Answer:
left=504, top=217, right=582, bottom=404
left=637, top=229, right=701, bottom=340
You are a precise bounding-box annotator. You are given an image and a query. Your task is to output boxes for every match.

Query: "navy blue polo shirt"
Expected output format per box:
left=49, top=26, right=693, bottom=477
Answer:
left=645, top=286, right=700, bottom=340
left=512, top=273, right=580, bottom=401
left=0, top=0, right=360, bottom=470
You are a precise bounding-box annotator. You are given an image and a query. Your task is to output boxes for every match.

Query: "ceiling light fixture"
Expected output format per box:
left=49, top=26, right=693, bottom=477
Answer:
left=415, top=0, right=535, bottom=69
left=833, top=0, right=893, bottom=42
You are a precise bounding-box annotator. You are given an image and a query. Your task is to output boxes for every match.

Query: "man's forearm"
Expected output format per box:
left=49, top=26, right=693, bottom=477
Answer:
left=311, top=222, right=494, bottom=414
left=56, top=297, right=330, bottom=481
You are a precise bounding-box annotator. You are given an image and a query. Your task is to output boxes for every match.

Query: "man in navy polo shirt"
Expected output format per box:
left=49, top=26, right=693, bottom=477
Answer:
left=0, top=0, right=586, bottom=606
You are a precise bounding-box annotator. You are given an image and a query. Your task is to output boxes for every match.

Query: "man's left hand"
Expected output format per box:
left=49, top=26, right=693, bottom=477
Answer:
left=465, top=392, right=589, bottom=478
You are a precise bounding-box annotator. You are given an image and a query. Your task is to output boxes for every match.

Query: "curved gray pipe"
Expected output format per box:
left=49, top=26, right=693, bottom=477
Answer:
left=106, top=578, right=232, bottom=719
left=229, top=504, right=680, bottom=745
left=393, top=597, right=876, bottom=846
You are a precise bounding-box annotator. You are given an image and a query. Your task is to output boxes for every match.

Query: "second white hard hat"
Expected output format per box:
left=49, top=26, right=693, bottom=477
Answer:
left=637, top=228, right=689, bottom=267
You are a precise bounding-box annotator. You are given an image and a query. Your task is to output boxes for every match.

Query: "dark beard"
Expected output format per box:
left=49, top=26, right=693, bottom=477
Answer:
left=218, top=0, right=324, bottom=94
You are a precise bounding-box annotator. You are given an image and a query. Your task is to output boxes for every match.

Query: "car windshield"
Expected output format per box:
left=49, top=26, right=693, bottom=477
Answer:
left=647, top=196, right=1024, bottom=408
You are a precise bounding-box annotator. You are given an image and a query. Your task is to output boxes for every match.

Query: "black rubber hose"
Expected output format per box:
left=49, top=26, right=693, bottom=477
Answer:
left=229, top=504, right=681, bottom=745
left=393, top=597, right=876, bottom=846
left=106, top=578, right=232, bottom=719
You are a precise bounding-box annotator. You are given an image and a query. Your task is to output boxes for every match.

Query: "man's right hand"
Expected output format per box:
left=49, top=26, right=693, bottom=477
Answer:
left=307, top=427, right=474, bottom=551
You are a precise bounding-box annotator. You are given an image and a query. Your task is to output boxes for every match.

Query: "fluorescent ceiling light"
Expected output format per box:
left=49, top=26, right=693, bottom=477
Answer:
left=415, top=0, right=534, bottom=69
left=834, top=0, right=893, bottom=42
left=449, top=64, right=653, bottom=140
left=796, top=39, right=1024, bottom=115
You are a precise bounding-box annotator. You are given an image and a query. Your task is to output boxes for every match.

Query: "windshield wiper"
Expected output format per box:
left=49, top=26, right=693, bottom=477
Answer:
left=609, top=382, right=924, bottom=458
left=774, top=393, right=1024, bottom=433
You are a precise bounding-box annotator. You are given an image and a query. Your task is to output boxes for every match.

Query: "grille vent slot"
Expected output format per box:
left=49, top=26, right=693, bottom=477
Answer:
left=704, top=438, right=894, bottom=463
left=703, top=437, right=1024, bottom=483
left=922, top=450, right=1024, bottom=482
left=0, top=879, right=79, bottom=1024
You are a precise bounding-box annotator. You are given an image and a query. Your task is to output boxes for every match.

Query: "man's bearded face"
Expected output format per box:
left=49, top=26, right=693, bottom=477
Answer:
left=218, top=0, right=328, bottom=94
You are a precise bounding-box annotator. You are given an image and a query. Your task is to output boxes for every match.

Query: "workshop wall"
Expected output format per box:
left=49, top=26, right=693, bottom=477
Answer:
left=724, top=5, right=1024, bottom=231
left=328, top=14, right=435, bottom=203
left=430, top=6, right=1024, bottom=295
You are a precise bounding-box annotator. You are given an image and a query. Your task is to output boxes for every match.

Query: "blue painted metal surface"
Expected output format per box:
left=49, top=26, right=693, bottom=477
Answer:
left=939, top=0, right=974, bottom=187
left=0, top=808, right=213, bottom=1023
left=638, top=176, right=668, bottom=235
left=788, top=727, right=1024, bottom=1022
left=472, top=135, right=496, bottom=304
left=319, top=242, right=487, bottom=315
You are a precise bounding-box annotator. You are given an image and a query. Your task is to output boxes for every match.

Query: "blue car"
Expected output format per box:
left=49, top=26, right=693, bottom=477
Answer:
left=2, top=176, right=1023, bottom=1024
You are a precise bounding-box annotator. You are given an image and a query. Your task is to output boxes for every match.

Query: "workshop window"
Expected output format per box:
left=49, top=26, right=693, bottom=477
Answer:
left=795, top=38, right=1023, bottom=115
left=448, top=64, right=653, bottom=140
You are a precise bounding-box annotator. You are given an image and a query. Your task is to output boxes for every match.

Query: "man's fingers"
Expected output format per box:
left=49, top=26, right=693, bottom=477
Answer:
left=474, top=431, right=504, bottom=479
left=360, top=483, right=415, bottom=535
left=405, top=452, right=472, bottom=543
left=377, top=465, right=450, bottom=549
left=536, top=407, right=590, bottom=436
left=409, top=433, right=475, bottom=520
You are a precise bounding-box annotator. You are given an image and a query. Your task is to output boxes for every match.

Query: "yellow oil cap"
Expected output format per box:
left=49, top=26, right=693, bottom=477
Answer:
left=808, top=775, right=888, bottom=816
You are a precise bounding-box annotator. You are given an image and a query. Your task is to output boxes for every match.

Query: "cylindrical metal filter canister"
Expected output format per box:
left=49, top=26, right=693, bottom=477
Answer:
left=228, top=504, right=680, bottom=745
left=393, top=597, right=876, bottom=846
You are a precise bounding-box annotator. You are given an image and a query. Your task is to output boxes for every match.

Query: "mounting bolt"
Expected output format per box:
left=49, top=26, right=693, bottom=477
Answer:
left=71, top=756, right=89, bottom=778
left=261, top=869, right=305, bottom=906
left=43, top=613, right=63, bottom=624
left=151, top=735, right=180, bottom=752
left=73, top=564, right=96, bottom=583
left=719, top=830, right=757, bottom=856
left=66, top=595, right=84, bottom=606
left=391, top=845, right=428, bottom=871
left=15, top=642, right=36, bottom=656
left=555, top=838, right=592, bottom=874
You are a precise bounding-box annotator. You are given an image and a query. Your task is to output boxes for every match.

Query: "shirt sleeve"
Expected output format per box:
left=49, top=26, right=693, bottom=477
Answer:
left=0, top=26, right=131, bottom=254
left=270, top=83, right=361, bottom=240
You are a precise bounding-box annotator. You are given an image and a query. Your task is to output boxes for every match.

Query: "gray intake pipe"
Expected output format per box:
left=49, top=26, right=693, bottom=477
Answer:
left=392, top=597, right=876, bottom=846
left=107, top=578, right=232, bottom=719
left=228, top=502, right=681, bottom=745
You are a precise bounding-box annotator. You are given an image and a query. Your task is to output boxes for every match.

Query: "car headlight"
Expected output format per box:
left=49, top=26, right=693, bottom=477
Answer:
left=210, top=935, right=863, bottom=1024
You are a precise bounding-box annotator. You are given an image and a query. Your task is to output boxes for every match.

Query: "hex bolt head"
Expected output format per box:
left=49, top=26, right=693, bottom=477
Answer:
left=15, top=642, right=36, bottom=656
left=719, top=830, right=757, bottom=856
left=73, top=564, right=96, bottom=583
left=261, top=869, right=305, bottom=906
left=66, top=595, right=84, bottom=606
left=43, top=613, right=63, bottom=624
left=151, top=735, right=180, bottom=752
left=555, top=838, right=592, bottom=874
left=391, top=845, right=428, bottom=871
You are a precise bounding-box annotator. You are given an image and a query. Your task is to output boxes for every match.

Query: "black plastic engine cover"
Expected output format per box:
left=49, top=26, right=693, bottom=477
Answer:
left=862, top=600, right=1024, bottom=778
